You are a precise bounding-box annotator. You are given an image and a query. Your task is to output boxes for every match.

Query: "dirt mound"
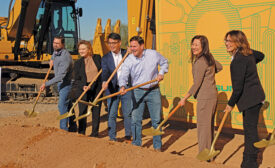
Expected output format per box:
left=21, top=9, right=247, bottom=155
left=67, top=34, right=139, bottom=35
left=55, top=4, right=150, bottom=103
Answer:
left=0, top=124, right=228, bottom=168
left=0, top=103, right=274, bottom=168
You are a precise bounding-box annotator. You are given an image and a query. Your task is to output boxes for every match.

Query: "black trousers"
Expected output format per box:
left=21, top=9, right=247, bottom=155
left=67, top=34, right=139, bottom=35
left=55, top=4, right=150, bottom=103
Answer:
left=241, top=103, right=263, bottom=168
left=78, top=84, right=102, bottom=135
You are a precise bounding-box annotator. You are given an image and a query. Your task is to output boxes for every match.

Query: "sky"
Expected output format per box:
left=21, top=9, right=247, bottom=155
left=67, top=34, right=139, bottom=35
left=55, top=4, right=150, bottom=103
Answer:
left=0, top=0, right=128, bottom=40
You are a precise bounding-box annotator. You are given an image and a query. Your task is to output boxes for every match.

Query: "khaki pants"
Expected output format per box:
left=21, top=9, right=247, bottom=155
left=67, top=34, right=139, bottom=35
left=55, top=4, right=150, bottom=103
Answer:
left=196, top=98, right=217, bottom=153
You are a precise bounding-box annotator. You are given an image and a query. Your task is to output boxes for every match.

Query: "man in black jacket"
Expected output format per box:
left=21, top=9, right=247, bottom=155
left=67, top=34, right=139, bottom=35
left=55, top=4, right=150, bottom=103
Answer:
left=102, top=33, right=132, bottom=142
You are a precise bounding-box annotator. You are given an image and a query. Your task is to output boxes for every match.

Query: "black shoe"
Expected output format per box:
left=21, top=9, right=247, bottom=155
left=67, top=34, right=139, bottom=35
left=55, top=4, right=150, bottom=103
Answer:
left=78, top=131, right=86, bottom=135
left=68, top=126, right=77, bottom=132
left=125, top=136, right=131, bottom=140
left=89, top=133, right=99, bottom=137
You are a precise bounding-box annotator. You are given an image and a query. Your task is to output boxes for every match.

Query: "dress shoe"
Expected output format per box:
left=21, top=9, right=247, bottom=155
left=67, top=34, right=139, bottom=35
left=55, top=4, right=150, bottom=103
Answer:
left=89, top=133, right=99, bottom=138
left=68, top=126, right=77, bottom=132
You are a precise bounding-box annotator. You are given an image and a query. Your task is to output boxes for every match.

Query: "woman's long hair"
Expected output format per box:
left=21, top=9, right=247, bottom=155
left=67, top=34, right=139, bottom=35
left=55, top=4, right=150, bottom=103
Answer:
left=190, top=35, right=214, bottom=66
left=78, top=40, right=93, bottom=56
left=224, top=30, right=252, bottom=56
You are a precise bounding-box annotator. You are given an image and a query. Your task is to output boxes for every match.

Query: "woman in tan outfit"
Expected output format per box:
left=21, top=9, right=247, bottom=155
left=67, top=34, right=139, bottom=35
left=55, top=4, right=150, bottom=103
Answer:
left=179, top=35, right=223, bottom=153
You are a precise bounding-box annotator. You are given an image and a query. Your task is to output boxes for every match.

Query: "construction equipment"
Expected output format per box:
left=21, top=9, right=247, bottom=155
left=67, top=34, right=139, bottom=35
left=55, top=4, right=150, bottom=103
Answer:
left=57, top=69, right=102, bottom=120
left=142, top=103, right=181, bottom=136
left=196, top=110, right=230, bottom=161
left=0, top=0, right=81, bottom=100
left=24, top=63, right=53, bottom=117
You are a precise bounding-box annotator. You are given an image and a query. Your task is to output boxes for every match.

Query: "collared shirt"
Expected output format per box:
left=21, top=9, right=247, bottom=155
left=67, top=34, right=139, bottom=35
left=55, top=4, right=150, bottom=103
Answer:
left=45, top=48, right=73, bottom=87
left=119, top=49, right=168, bottom=89
left=111, top=50, right=122, bottom=79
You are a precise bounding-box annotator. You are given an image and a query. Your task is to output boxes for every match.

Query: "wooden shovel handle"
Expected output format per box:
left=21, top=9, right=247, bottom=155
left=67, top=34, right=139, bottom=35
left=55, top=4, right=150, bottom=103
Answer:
left=93, top=51, right=130, bottom=102
left=210, top=110, right=230, bottom=150
left=157, top=103, right=181, bottom=129
left=34, top=64, right=53, bottom=104
left=75, top=69, right=102, bottom=102
left=96, top=79, right=158, bottom=102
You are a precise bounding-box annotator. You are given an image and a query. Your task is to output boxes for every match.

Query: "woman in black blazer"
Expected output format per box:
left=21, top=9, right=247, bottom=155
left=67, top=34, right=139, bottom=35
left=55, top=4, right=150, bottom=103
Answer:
left=72, top=40, right=102, bottom=137
left=224, top=30, right=265, bottom=168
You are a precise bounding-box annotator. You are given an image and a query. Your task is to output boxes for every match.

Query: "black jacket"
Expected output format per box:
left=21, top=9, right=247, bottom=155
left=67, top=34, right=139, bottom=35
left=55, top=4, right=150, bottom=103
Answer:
left=71, top=54, right=102, bottom=100
left=101, top=49, right=131, bottom=94
left=228, top=49, right=265, bottom=112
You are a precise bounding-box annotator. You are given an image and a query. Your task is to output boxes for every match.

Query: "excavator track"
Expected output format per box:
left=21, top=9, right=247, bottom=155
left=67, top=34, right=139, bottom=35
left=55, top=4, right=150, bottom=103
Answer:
left=1, top=65, right=58, bottom=102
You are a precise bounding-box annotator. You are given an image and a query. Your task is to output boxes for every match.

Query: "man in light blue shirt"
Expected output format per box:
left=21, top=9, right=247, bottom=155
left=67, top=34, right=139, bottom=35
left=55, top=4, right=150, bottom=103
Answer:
left=119, top=36, right=168, bottom=151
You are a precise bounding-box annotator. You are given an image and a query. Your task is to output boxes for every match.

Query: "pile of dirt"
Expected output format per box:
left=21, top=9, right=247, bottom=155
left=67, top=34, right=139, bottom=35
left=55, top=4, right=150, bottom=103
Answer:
left=0, top=124, right=229, bottom=168
left=0, top=103, right=274, bottom=168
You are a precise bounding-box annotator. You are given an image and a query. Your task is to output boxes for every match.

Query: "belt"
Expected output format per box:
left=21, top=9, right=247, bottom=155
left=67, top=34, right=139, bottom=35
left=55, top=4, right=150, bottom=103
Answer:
left=139, top=84, right=159, bottom=91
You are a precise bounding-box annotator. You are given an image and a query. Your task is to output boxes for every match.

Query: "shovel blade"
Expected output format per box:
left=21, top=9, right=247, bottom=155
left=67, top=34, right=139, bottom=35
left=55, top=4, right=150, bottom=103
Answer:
left=74, top=111, right=91, bottom=122
left=57, top=112, right=74, bottom=120
left=196, top=148, right=220, bottom=161
left=24, top=110, right=38, bottom=118
left=254, top=139, right=270, bottom=148
left=142, top=127, right=164, bottom=136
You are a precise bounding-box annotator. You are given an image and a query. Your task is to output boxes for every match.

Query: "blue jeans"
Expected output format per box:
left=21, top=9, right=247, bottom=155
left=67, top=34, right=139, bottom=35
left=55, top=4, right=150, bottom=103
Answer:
left=107, top=90, right=132, bottom=140
left=131, top=88, right=162, bottom=149
left=57, top=82, right=72, bottom=131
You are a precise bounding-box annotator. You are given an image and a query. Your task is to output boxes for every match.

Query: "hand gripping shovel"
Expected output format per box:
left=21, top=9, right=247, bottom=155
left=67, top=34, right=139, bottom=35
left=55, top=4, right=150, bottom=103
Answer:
left=196, top=110, right=230, bottom=161
left=24, top=64, right=53, bottom=117
left=74, top=51, right=129, bottom=122
left=78, top=79, right=159, bottom=107
left=254, top=128, right=275, bottom=148
left=56, top=69, right=102, bottom=120
left=142, top=103, right=181, bottom=136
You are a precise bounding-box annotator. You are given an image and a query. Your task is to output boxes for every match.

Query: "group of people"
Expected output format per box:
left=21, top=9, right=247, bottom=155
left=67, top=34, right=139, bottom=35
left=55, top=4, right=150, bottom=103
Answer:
left=40, top=30, right=265, bottom=168
left=179, top=30, right=265, bottom=168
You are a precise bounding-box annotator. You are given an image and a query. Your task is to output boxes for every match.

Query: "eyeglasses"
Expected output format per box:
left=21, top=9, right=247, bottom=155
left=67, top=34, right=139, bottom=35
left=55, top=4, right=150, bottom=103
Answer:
left=108, top=41, right=119, bottom=45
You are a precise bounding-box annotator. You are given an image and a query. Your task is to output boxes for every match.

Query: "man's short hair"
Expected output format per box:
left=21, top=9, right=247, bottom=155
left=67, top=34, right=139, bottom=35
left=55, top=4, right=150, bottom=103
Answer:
left=108, top=33, right=121, bottom=41
left=54, top=36, right=65, bottom=44
left=130, top=36, right=144, bottom=45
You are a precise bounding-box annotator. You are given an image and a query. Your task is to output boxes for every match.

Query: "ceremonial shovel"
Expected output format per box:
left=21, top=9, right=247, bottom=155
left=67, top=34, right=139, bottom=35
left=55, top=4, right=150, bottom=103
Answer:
left=24, top=64, right=53, bottom=117
left=142, top=103, right=181, bottom=136
left=78, top=79, right=159, bottom=107
left=254, top=128, right=275, bottom=148
left=56, top=70, right=102, bottom=120
left=254, top=102, right=274, bottom=148
left=74, top=51, right=129, bottom=122
left=196, top=110, right=230, bottom=161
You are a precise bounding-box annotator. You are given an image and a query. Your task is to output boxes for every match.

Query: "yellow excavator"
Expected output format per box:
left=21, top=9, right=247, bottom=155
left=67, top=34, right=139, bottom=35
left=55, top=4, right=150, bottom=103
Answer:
left=0, top=0, right=82, bottom=100
left=0, top=0, right=121, bottom=101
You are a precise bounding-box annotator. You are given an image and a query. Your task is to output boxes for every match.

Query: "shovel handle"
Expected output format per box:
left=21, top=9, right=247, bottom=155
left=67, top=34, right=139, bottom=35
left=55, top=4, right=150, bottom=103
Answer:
left=210, top=110, right=230, bottom=151
left=76, top=69, right=102, bottom=102
left=68, top=69, right=102, bottom=113
left=33, top=64, right=53, bottom=109
left=96, top=79, right=158, bottom=103
left=157, top=103, right=181, bottom=130
left=78, top=100, right=95, bottom=106
left=92, top=51, right=130, bottom=103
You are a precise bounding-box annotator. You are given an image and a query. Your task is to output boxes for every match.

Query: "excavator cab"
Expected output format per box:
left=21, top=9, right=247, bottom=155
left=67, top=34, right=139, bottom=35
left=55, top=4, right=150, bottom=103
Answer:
left=0, top=0, right=80, bottom=62
left=0, top=0, right=81, bottom=100
left=36, top=0, right=79, bottom=57
left=34, top=0, right=80, bottom=60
